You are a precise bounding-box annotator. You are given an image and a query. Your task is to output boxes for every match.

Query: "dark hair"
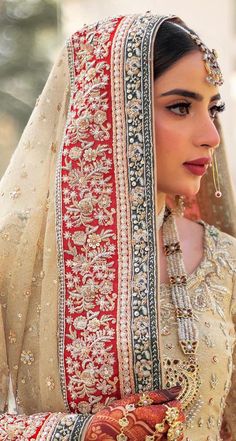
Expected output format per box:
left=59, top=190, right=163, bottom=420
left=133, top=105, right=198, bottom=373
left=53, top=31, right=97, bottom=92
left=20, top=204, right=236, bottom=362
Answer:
left=153, top=21, right=200, bottom=79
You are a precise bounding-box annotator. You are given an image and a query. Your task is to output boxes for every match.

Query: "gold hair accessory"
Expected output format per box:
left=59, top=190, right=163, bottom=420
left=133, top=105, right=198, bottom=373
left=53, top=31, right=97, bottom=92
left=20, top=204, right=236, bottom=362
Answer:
left=137, top=393, right=154, bottom=407
left=189, top=33, right=223, bottom=86
left=172, top=23, right=224, bottom=86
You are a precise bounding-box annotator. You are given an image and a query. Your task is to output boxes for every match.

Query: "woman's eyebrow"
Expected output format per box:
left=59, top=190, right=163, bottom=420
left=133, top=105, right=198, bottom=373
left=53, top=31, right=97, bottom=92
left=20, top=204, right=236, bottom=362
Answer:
left=159, top=89, right=221, bottom=102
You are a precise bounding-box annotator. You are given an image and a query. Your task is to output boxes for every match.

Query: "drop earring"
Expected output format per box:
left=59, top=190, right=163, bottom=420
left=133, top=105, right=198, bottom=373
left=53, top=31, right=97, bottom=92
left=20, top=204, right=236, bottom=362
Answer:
left=174, top=195, right=185, bottom=216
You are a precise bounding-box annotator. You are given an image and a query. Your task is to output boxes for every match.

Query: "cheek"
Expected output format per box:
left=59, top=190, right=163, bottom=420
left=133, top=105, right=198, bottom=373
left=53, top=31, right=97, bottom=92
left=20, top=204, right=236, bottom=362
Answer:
left=154, top=115, right=182, bottom=156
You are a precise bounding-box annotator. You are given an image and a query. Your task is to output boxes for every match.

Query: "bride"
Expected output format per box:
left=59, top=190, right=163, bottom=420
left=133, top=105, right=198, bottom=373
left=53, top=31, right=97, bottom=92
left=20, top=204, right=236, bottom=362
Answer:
left=0, top=13, right=235, bottom=441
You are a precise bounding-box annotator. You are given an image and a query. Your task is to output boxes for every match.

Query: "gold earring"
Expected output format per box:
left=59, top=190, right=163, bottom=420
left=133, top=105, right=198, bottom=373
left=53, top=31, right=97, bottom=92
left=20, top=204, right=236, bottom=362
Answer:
left=174, top=195, right=185, bottom=216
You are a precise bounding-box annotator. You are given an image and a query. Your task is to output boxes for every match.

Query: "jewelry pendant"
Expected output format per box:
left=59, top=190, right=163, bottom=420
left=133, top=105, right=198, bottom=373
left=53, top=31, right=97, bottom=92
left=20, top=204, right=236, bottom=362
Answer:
left=118, top=417, right=129, bottom=427
left=137, top=393, right=154, bottom=407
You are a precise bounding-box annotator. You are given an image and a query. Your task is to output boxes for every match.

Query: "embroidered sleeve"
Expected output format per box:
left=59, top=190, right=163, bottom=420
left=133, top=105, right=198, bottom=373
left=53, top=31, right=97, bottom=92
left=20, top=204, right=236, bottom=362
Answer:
left=222, top=272, right=236, bottom=441
left=0, top=412, right=91, bottom=440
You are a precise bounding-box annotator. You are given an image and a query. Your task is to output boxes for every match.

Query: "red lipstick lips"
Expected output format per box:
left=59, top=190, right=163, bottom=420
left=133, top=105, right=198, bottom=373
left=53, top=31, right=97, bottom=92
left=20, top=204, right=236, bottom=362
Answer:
left=183, top=157, right=211, bottom=176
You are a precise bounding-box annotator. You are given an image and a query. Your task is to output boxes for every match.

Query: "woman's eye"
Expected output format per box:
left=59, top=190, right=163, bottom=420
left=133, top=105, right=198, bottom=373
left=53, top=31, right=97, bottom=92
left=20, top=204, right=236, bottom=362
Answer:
left=166, top=103, right=191, bottom=116
left=209, top=102, right=226, bottom=119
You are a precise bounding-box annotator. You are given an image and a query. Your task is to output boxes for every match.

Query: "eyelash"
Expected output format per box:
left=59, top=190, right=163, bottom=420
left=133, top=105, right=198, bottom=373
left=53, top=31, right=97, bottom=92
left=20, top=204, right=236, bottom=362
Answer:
left=166, top=102, right=226, bottom=119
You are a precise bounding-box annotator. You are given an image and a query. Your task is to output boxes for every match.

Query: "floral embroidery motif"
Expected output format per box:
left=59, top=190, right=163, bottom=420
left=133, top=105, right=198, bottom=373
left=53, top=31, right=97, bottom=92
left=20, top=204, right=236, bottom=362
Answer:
left=188, top=224, right=234, bottom=319
left=20, top=350, right=34, bottom=365
left=57, top=17, right=122, bottom=412
left=160, top=292, right=176, bottom=336
left=9, top=187, right=21, bottom=199
left=46, top=376, right=55, bottom=391
left=0, top=413, right=49, bottom=440
left=9, top=330, right=17, bottom=344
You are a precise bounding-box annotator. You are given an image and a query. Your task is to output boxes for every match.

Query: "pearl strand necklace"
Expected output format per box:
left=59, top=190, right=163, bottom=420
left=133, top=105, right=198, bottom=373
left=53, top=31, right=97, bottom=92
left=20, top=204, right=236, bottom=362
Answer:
left=162, top=207, right=199, bottom=355
left=156, top=205, right=165, bottom=231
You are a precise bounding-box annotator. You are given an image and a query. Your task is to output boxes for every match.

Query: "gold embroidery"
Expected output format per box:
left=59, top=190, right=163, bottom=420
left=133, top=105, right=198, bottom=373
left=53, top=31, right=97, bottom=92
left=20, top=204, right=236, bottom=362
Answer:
left=0, top=413, right=48, bottom=439
left=46, top=376, right=55, bottom=391
left=9, top=330, right=16, bottom=344
left=210, top=373, right=218, bottom=390
left=20, top=350, right=34, bottom=365
left=9, top=187, right=21, bottom=199
left=59, top=17, right=121, bottom=411
left=164, top=357, right=200, bottom=414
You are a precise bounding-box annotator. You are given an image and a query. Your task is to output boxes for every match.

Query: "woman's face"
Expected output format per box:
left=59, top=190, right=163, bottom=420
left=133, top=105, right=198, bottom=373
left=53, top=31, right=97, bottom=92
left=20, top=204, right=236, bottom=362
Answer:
left=154, top=50, right=223, bottom=197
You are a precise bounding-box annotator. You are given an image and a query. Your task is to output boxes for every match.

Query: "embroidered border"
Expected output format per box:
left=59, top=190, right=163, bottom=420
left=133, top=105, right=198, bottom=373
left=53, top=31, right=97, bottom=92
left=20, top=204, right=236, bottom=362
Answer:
left=71, top=414, right=92, bottom=440
left=51, top=414, right=77, bottom=439
left=37, top=413, right=63, bottom=440
left=56, top=17, right=123, bottom=412
left=111, top=14, right=137, bottom=397
left=0, top=413, right=49, bottom=440
left=124, top=15, right=169, bottom=391
left=141, top=14, right=171, bottom=389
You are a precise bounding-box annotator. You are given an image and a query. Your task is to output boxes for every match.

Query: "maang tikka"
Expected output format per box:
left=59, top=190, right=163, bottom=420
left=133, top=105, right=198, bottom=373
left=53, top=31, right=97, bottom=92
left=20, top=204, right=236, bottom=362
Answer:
left=172, top=23, right=224, bottom=87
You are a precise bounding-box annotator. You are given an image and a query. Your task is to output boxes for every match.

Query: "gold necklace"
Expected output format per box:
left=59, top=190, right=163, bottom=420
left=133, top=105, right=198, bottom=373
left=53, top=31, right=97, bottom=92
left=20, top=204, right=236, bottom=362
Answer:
left=162, top=207, right=200, bottom=415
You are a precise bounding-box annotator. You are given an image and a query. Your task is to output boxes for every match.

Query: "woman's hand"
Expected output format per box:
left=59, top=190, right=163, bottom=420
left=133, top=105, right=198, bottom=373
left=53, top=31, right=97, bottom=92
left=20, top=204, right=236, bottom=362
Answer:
left=84, top=386, right=184, bottom=441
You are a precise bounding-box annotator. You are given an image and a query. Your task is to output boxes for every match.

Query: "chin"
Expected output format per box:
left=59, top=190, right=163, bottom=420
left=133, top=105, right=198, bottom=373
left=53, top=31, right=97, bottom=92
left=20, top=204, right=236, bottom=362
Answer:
left=177, top=178, right=202, bottom=197
left=166, top=183, right=201, bottom=198
left=181, top=187, right=200, bottom=197
left=159, top=175, right=202, bottom=198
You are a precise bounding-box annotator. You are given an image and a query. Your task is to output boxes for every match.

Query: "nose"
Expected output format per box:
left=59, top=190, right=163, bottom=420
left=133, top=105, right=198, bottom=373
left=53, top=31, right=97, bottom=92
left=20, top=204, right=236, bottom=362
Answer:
left=193, top=116, right=221, bottom=150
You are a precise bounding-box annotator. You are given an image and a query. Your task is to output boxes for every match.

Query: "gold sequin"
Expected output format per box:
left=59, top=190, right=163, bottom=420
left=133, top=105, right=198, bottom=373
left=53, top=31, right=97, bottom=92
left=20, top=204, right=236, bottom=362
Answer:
left=46, top=376, right=55, bottom=391
left=207, top=416, right=215, bottom=429
left=210, top=373, right=218, bottom=389
left=24, top=290, right=31, bottom=298
left=9, top=187, right=21, bottom=199
left=8, top=330, right=16, bottom=344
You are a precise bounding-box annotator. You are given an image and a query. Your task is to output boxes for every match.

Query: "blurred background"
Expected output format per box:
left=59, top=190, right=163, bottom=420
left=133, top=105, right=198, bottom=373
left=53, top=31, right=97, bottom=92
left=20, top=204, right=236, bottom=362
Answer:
left=1, top=0, right=236, bottom=190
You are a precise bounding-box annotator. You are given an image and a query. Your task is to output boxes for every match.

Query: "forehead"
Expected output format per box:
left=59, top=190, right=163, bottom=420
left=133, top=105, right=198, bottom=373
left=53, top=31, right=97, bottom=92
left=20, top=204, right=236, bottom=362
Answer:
left=154, top=51, right=219, bottom=97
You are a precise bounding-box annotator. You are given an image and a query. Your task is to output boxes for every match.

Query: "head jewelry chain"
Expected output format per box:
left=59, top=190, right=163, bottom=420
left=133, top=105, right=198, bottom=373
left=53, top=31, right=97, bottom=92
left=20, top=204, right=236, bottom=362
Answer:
left=172, top=22, right=224, bottom=87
